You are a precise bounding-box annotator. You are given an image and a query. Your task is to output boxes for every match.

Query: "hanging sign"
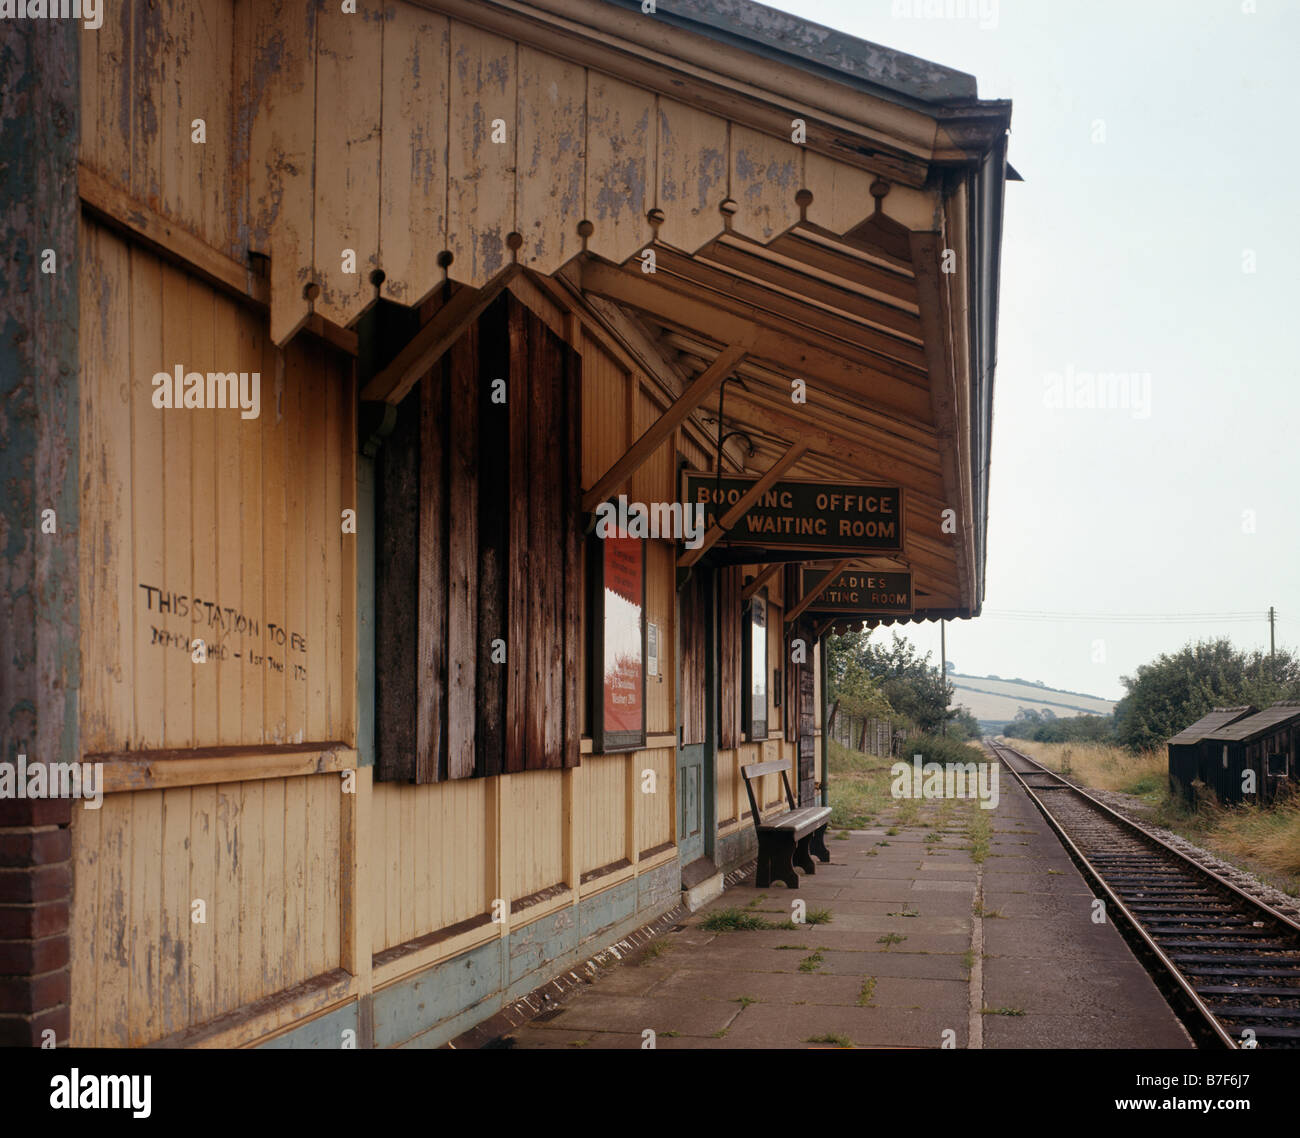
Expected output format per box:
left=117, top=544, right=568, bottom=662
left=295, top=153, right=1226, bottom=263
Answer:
left=681, top=471, right=904, bottom=554
left=802, top=567, right=913, bottom=615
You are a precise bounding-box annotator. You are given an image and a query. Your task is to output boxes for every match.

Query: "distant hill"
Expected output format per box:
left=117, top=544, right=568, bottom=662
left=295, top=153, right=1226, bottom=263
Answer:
left=947, top=672, right=1115, bottom=728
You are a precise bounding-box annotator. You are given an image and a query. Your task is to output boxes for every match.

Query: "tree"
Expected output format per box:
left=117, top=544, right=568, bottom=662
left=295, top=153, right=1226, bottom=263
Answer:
left=828, top=630, right=951, bottom=734
left=1113, top=638, right=1300, bottom=751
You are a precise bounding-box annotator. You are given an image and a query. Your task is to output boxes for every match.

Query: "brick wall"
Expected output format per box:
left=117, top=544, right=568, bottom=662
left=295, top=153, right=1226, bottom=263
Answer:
left=0, top=796, right=73, bottom=1046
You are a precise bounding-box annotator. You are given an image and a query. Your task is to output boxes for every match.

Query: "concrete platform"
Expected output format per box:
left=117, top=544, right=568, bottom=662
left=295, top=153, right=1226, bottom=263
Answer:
left=507, top=769, right=1194, bottom=1049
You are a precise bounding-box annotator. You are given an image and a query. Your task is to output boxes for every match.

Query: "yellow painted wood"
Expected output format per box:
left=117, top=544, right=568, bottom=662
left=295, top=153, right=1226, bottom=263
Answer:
left=380, top=4, right=450, bottom=305
left=249, top=0, right=315, bottom=345
left=283, top=776, right=308, bottom=985
left=584, top=72, right=656, bottom=265
left=188, top=784, right=217, bottom=1026
left=656, top=98, right=729, bottom=253
left=239, top=313, right=265, bottom=744
left=68, top=805, right=100, bottom=1045
left=95, top=793, right=130, bottom=1045
left=729, top=125, right=803, bottom=242
left=802, top=151, right=877, bottom=235
left=128, top=791, right=163, bottom=1043
left=447, top=21, right=516, bottom=286
left=130, top=247, right=166, bottom=750
left=159, top=787, right=193, bottom=1033
left=214, top=296, right=243, bottom=746
left=515, top=45, right=587, bottom=275
left=79, top=222, right=136, bottom=754
left=313, top=5, right=381, bottom=329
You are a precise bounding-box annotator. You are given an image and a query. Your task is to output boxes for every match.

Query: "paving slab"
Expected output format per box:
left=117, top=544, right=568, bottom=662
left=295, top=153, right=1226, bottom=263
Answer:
left=501, top=758, right=1193, bottom=1049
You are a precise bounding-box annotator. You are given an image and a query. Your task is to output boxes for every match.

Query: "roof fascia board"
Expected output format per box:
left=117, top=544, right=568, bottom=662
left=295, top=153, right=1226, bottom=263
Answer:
left=410, top=0, right=944, bottom=184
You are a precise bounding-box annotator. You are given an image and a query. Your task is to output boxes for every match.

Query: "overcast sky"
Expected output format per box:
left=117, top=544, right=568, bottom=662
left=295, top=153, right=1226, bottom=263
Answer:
left=772, top=0, right=1300, bottom=700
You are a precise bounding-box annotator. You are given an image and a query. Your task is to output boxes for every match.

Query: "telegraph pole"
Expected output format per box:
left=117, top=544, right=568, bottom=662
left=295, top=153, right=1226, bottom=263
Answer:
left=940, top=620, right=947, bottom=736
left=1269, top=606, right=1276, bottom=669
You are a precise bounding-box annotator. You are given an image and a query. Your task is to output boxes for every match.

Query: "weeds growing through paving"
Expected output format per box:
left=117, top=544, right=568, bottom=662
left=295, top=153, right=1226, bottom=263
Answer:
left=857, top=977, right=877, bottom=1006
left=806, top=1033, right=854, bottom=1048
left=798, top=950, right=826, bottom=972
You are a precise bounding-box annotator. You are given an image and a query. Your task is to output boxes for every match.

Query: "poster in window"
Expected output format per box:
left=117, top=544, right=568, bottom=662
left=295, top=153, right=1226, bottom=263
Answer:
left=591, top=528, right=646, bottom=752
left=744, top=590, right=768, bottom=740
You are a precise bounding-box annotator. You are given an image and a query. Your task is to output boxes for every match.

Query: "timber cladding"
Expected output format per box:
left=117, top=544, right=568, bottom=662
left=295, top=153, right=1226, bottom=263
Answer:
left=375, top=293, right=581, bottom=782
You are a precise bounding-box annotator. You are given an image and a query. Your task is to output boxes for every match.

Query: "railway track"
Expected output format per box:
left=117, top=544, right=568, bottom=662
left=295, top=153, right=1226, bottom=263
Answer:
left=987, top=740, right=1300, bottom=1049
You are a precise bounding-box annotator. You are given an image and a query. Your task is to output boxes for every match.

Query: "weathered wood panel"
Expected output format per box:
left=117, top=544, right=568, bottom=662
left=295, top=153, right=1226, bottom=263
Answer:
left=376, top=383, right=421, bottom=783
left=379, top=4, right=450, bottom=305
left=507, top=770, right=565, bottom=900
left=657, top=98, right=729, bottom=254
left=516, top=45, right=586, bottom=275
left=69, top=775, right=342, bottom=1045
left=729, top=125, right=802, bottom=242
left=370, top=778, right=489, bottom=955
left=79, top=223, right=354, bottom=752
left=314, top=4, right=381, bottom=329
left=447, top=23, right=516, bottom=285
left=635, top=746, right=674, bottom=855
left=585, top=72, right=656, bottom=264
left=249, top=0, right=317, bottom=343
left=447, top=324, right=480, bottom=778
left=578, top=755, right=626, bottom=875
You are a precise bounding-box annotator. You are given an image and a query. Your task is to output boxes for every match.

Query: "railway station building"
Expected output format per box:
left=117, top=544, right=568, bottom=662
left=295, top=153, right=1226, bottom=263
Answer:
left=1, top=0, right=1012, bottom=1047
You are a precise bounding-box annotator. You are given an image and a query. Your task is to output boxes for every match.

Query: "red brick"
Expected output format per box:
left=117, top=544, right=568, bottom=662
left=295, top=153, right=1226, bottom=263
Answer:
left=0, top=1004, right=69, bottom=1047
left=0, top=864, right=71, bottom=903
left=0, top=934, right=69, bottom=974
left=0, top=901, right=68, bottom=939
left=0, top=828, right=70, bottom=866
left=0, top=799, right=72, bottom=826
left=0, top=968, right=70, bottom=1013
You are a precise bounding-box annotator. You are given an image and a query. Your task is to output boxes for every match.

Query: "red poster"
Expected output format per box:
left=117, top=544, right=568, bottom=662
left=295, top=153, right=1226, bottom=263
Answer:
left=602, top=534, right=643, bottom=735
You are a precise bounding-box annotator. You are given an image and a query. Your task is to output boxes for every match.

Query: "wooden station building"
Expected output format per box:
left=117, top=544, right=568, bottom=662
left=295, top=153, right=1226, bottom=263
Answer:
left=1, top=0, right=1012, bottom=1047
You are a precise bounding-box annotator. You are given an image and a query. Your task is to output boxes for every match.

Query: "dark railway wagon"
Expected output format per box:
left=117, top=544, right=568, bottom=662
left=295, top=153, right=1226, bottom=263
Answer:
left=1166, top=706, right=1255, bottom=804
left=1197, top=702, right=1300, bottom=806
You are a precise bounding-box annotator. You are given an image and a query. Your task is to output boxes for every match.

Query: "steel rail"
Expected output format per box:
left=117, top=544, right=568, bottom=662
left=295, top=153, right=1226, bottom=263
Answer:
left=984, top=740, right=1300, bottom=1049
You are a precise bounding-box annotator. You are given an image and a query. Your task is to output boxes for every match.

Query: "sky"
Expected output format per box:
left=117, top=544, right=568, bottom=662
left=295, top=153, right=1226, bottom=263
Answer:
left=770, top=0, right=1300, bottom=700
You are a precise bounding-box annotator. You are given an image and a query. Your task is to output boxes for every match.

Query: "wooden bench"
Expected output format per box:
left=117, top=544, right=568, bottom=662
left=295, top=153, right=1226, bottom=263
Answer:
left=741, top=759, right=832, bottom=888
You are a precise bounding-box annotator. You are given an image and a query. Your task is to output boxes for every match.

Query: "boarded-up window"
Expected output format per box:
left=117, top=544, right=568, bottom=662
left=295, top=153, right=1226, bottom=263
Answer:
left=375, top=293, right=581, bottom=781
left=717, top=564, right=742, bottom=749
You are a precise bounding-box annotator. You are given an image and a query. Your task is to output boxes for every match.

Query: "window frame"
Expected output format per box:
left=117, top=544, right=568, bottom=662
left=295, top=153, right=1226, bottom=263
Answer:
left=588, top=522, right=648, bottom=754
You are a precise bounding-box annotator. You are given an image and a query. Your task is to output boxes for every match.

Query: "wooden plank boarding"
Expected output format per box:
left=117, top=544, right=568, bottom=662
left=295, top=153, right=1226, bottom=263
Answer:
left=476, top=299, right=510, bottom=778
left=526, top=302, right=556, bottom=767
left=447, top=318, right=481, bottom=779
left=505, top=298, right=530, bottom=772
left=417, top=367, right=447, bottom=783
left=376, top=382, right=421, bottom=782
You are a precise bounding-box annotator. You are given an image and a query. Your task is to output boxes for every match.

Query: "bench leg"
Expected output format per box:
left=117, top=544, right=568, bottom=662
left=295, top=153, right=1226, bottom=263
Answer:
left=767, top=833, right=799, bottom=888
left=794, top=835, right=816, bottom=875
left=755, top=835, right=773, bottom=889
left=810, top=824, right=831, bottom=863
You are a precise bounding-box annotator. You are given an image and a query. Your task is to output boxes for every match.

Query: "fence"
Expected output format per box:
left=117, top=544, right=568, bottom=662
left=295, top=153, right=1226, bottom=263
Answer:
left=828, top=704, right=910, bottom=757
